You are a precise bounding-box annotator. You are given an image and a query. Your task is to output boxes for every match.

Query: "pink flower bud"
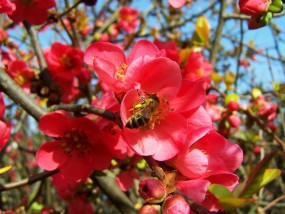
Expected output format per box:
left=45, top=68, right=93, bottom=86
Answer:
left=162, top=194, right=190, bottom=214
left=253, top=146, right=261, bottom=154
left=227, top=100, right=240, bottom=112
left=239, top=0, right=270, bottom=16
left=139, top=204, right=161, bottom=214
left=228, top=114, right=241, bottom=128
left=207, top=93, right=219, bottom=104
left=138, top=178, right=166, bottom=203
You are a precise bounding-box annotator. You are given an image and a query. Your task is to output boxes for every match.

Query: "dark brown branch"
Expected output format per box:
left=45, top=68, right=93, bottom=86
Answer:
left=50, top=104, right=119, bottom=125
left=0, top=169, right=59, bottom=192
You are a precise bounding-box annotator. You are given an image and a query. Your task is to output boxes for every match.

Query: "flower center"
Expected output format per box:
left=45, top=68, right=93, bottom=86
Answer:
left=126, top=91, right=173, bottom=130
left=115, top=63, right=128, bottom=81
left=61, top=129, right=91, bottom=157
left=60, top=54, right=75, bottom=70
left=21, top=0, right=34, bottom=6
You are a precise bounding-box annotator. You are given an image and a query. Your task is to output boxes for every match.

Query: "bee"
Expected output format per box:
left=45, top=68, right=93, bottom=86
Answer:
left=126, top=91, right=159, bottom=129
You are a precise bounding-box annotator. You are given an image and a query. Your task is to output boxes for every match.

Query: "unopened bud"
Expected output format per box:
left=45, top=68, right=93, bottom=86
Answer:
left=138, top=178, right=166, bottom=203
left=139, top=204, right=161, bottom=214
left=248, top=12, right=272, bottom=30
left=228, top=114, right=241, bottom=128
left=162, top=194, right=190, bottom=214
left=227, top=100, right=239, bottom=112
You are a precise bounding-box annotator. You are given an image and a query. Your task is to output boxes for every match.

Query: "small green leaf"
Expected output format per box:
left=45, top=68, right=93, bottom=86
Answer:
left=208, top=184, right=232, bottom=199
left=29, top=202, right=44, bottom=211
left=219, top=197, right=257, bottom=211
left=239, top=150, right=280, bottom=198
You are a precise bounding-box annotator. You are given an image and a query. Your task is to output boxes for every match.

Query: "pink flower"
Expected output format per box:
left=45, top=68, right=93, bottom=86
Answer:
left=239, top=0, right=270, bottom=16
left=52, top=173, right=94, bottom=214
left=7, top=60, right=34, bottom=92
left=9, top=0, right=56, bottom=25
left=169, top=128, right=243, bottom=179
left=153, top=39, right=180, bottom=64
left=117, top=6, right=139, bottom=33
left=182, top=51, right=213, bottom=83
left=0, top=0, right=15, bottom=15
left=168, top=0, right=187, bottom=8
left=36, top=110, right=111, bottom=181
left=120, top=59, right=206, bottom=161
left=84, top=40, right=164, bottom=94
left=44, top=42, right=89, bottom=102
left=0, top=121, right=10, bottom=151
left=177, top=171, right=240, bottom=211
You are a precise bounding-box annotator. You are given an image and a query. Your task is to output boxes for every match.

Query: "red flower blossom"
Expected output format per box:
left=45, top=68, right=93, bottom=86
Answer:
left=239, top=0, right=270, bottom=16
left=9, top=0, right=56, bottom=25
left=120, top=58, right=206, bottom=161
left=36, top=110, right=111, bottom=181
left=84, top=40, right=164, bottom=94
left=52, top=173, right=94, bottom=214
left=0, top=0, right=15, bottom=15
left=0, top=120, right=11, bottom=151
left=169, top=128, right=243, bottom=179
left=183, top=50, right=213, bottom=82
left=153, top=39, right=180, bottom=64
left=7, top=60, right=34, bottom=92
left=44, top=42, right=90, bottom=102
left=117, top=6, right=139, bottom=33
left=177, top=171, right=240, bottom=211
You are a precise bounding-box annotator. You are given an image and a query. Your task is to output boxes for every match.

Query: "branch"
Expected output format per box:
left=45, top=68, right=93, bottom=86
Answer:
left=210, top=0, right=227, bottom=65
left=92, top=171, right=137, bottom=214
left=0, top=68, right=46, bottom=121
left=50, top=103, right=121, bottom=127
left=23, top=22, right=47, bottom=72
left=0, top=169, right=59, bottom=192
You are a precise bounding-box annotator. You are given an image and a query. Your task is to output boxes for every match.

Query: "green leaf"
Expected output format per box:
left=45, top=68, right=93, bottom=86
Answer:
left=239, top=150, right=280, bottom=198
left=29, top=202, right=44, bottom=211
left=208, top=184, right=232, bottom=199
left=219, top=197, right=257, bottom=211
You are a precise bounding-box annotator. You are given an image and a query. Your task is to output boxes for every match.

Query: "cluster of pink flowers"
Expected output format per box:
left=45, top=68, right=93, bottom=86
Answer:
left=34, top=39, right=243, bottom=211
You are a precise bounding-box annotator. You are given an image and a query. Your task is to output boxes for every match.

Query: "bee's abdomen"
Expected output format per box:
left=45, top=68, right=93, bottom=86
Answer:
left=126, top=114, right=150, bottom=129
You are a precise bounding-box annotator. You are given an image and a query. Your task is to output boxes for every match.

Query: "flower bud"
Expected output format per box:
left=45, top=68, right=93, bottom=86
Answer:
left=228, top=114, right=241, bottom=128
left=138, top=178, right=166, bottom=203
left=227, top=100, right=239, bottom=112
left=239, top=0, right=270, bottom=16
left=139, top=204, right=161, bottom=214
left=162, top=194, right=190, bottom=214
left=248, top=12, right=272, bottom=30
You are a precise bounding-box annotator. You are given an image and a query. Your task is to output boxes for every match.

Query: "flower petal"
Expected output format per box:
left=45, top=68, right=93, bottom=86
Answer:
left=137, top=58, right=182, bottom=100
left=36, top=140, right=68, bottom=171
left=151, top=112, right=188, bottom=161
left=171, top=80, right=206, bottom=114
left=39, top=110, right=71, bottom=137
left=127, top=40, right=161, bottom=64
